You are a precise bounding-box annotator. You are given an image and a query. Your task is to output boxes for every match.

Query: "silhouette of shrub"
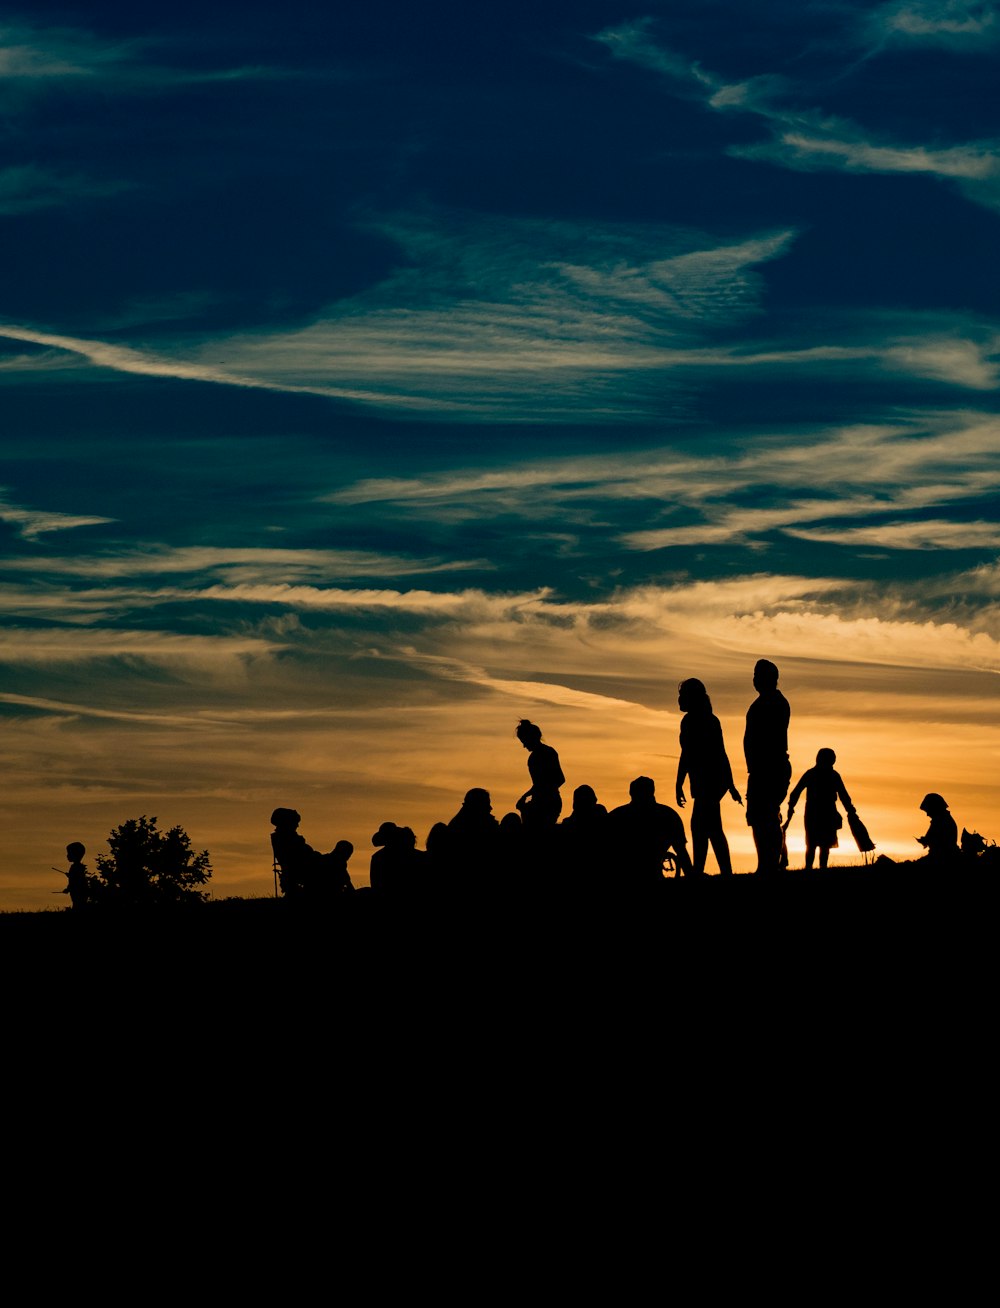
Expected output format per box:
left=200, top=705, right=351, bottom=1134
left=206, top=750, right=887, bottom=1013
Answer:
left=92, top=815, right=212, bottom=907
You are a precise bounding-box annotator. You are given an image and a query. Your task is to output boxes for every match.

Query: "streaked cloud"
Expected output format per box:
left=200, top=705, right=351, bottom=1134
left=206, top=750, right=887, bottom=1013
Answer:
left=785, top=519, right=1000, bottom=550
left=0, top=545, right=487, bottom=581
left=0, top=491, right=113, bottom=539
left=0, top=692, right=252, bottom=728
left=327, top=412, right=1000, bottom=556
left=595, top=16, right=1000, bottom=210
left=5, top=215, right=996, bottom=420
left=0, top=323, right=434, bottom=406
left=0, top=19, right=292, bottom=98
left=0, top=627, right=278, bottom=663
left=864, top=1, right=1000, bottom=49
left=733, top=131, right=1000, bottom=185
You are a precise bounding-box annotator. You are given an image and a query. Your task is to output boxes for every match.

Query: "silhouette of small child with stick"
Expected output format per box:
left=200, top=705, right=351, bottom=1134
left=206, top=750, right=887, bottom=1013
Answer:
left=60, top=842, right=89, bottom=910
left=785, top=749, right=856, bottom=871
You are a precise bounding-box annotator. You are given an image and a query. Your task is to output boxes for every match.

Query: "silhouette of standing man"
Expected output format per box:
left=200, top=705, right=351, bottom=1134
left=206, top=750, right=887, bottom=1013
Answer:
left=743, top=659, right=791, bottom=875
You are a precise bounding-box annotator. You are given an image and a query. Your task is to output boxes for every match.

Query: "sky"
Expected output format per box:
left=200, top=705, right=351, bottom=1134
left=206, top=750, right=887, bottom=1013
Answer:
left=1, top=0, right=998, bottom=907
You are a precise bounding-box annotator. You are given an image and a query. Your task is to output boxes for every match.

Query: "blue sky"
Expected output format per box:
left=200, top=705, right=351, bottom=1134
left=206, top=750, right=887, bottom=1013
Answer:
left=1, top=1, right=998, bottom=904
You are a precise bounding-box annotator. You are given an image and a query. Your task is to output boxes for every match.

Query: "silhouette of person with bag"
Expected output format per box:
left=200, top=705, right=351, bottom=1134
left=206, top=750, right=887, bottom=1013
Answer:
left=786, top=748, right=855, bottom=871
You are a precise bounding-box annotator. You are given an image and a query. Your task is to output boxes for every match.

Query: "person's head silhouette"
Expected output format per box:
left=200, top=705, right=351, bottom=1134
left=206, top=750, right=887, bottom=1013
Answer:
left=271, top=808, right=301, bottom=830
left=572, top=784, right=598, bottom=813
left=920, top=793, right=949, bottom=816
left=515, top=719, right=543, bottom=750
left=678, top=678, right=711, bottom=713
left=629, top=776, right=656, bottom=804
left=372, top=821, right=400, bottom=847
left=66, top=841, right=86, bottom=862
left=463, top=788, right=493, bottom=813
left=816, top=748, right=836, bottom=768
left=753, top=659, right=779, bottom=692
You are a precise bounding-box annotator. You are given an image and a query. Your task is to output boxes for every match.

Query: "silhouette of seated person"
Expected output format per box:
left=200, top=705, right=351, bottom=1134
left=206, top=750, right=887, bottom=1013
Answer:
left=322, top=840, right=355, bottom=902
left=608, top=776, right=694, bottom=886
left=370, top=822, right=427, bottom=899
left=425, top=821, right=455, bottom=888
left=447, top=787, right=500, bottom=881
left=560, top=784, right=610, bottom=891
left=62, top=841, right=89, bottom=910
left=916, top=793, right=959, bottom=868
left=498, top=811, right=527, bottom=870
left=270, top=807, right=353, bottom=902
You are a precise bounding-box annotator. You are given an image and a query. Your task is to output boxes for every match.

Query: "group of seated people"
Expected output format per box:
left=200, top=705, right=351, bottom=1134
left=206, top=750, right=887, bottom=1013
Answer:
left=270, top=775, right=695, bottom=902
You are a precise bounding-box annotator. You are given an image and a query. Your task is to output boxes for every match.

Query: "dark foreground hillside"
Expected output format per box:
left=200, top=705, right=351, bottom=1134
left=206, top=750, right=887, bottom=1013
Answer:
left=4, top=860, right=996, bottom=981
left=7, top=861, right=995, bottom=1116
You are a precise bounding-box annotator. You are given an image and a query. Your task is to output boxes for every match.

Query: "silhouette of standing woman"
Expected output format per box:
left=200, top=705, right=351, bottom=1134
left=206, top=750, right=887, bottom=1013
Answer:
left=675, top=679, right=742, bottom=876
left=515, top=719, right=565, bottom=828
left=743, top=659, right=792, bottom=875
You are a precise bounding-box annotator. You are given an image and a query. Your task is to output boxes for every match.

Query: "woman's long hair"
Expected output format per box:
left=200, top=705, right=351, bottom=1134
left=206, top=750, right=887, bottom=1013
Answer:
left=677, top=678, right=712, bottom=714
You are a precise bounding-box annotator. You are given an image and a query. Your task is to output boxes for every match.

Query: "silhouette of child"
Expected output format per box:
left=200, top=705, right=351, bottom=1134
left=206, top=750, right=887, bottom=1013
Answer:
left=786, top=749, right=855, bottom=871
left=916, top=793, right=959, bottom=867
left=63, top=841, right=89, bottom=910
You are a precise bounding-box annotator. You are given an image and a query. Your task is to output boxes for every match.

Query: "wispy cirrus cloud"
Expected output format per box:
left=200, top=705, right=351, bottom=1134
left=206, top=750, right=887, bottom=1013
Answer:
left=594, top=16, right=1000, bottom=210
left=5, top=213, right=996, bottom=419
left=0, top=545, right=488, bottom=582
left=190, top=214, right=798, bottom=420
left=328, top=412, right=1000, bottom=557
left=0, top=491, right=113, bottom=539
left=0, top=322, right=435, bottom=408
left=0, top=692, right=253, bottom=728
left=0, top=626, right=277, bottom=663
left=4, top=569, right=996, bottom=682
left=732, top=131, right=1000, bottom=195
left=0, top=19, right=292, bottom=98
left=784, top=519, right=1000, bottom=550
left=863, top=0, right=1000, bottom=49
